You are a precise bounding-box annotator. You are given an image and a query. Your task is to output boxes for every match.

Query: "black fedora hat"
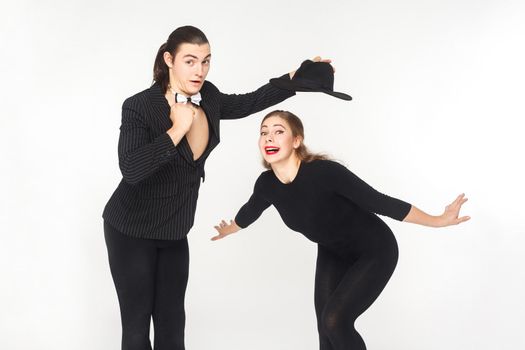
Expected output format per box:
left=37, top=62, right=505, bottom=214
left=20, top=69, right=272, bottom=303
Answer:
left=270, top=60, right=352, bottom=100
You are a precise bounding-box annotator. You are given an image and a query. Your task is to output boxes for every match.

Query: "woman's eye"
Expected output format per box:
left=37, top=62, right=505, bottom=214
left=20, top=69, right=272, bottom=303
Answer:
left=276, top=130, right=284, bottom=134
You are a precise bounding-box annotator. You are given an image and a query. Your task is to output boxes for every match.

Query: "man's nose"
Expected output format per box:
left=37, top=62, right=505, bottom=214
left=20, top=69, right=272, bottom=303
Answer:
left=195, top=64, right=204, bottom=77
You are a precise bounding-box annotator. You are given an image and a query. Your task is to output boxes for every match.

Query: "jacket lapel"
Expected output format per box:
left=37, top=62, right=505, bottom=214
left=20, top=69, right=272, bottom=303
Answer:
left=199, top=83, right=220, bottom=143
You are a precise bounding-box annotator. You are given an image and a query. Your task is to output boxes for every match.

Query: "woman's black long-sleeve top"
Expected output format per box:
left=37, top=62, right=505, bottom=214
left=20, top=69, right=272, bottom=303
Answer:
left=235, top=160, right=412, bottom=250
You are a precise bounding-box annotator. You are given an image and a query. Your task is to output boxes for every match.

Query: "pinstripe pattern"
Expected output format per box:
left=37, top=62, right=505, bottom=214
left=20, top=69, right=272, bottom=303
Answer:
left=103, top=74, right=295, bottom=240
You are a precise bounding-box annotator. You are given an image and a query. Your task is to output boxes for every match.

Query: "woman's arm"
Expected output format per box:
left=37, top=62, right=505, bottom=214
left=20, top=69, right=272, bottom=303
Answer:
left=211, top=176, right=271, bottom=241
left=327, top=161, right=412, bottom=221
left=403, top=194, right=470, bottom=227
left=327, top=161, right=470, bottom=226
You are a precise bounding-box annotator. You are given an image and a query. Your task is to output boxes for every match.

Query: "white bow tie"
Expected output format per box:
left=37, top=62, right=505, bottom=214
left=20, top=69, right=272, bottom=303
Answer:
left=174, top=91, right=202, bottom=106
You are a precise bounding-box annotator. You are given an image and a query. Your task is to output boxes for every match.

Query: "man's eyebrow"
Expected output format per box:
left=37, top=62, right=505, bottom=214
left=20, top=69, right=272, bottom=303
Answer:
left=182, top=54, right=211, bottom=59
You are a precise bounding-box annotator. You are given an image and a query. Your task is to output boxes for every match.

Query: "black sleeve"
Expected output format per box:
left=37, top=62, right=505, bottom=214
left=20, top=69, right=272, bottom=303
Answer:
left=327, top=161, right=412, bottom=221
left=234, top=175, right=272, bottom=228
left=117, top=97, right=180, bottom=185
left=218, top=73, right=295, bottom=120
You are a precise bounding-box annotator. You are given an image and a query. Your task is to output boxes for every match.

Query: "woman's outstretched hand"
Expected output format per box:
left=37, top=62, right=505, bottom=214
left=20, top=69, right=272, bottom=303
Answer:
left=211, top=219, right=241, bottom=241
left=403, top=193, right=471, bottom=227
left=289, top=56, right=334, bottom=79
left=439, top=193, right=471, bottom=226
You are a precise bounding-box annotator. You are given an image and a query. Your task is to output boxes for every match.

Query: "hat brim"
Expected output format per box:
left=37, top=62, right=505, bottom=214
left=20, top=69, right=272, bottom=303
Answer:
left=270, top=77, right=352, bottom=101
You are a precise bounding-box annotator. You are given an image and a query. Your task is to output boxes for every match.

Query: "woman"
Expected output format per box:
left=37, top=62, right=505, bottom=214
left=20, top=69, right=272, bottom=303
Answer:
left=102, top=26, right=330, bottom=350
left=212, top=110, right=470, bottom=350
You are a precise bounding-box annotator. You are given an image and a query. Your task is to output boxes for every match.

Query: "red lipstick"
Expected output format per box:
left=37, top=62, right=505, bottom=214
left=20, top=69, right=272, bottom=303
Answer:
left=265, top=146, right=280, bottom=155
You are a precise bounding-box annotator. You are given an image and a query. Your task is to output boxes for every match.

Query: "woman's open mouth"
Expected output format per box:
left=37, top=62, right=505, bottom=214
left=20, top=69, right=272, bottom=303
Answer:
left=265, top=146, right=280, bottom=155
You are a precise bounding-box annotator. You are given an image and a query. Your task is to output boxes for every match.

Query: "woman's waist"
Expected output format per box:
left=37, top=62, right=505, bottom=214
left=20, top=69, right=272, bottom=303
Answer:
left=309, top=220, right=397, bottom=250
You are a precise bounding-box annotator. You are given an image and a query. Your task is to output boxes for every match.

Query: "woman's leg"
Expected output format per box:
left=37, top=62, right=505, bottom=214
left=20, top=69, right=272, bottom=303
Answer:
left=104, top=222, right=157, bottom=350
left=315, top=243, right=398, bottom=350
left=314, top=244, right=350, bottom=350
left=152, top=238, right=189, bottom=350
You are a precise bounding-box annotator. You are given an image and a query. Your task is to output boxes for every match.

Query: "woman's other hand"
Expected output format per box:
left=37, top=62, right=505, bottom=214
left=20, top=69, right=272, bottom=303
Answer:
left=439, top=193, right=471, bottom=226
left=403, top=193, right=471, bottom=227
left=211, top=219, right=241, bottom=241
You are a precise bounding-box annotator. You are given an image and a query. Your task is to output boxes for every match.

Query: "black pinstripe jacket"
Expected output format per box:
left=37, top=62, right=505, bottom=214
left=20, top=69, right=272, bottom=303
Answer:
left=102, top=74, right=295, bottom=240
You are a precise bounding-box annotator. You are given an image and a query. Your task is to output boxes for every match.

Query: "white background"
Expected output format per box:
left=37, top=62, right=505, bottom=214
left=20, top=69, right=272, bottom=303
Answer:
left=1, top=0, right=524, bottom=349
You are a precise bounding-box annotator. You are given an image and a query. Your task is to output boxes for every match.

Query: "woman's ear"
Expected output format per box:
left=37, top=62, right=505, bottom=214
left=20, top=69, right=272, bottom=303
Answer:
left=293, top=136, right=302, bottom=149
left=163, top=52, right=174, bottom=68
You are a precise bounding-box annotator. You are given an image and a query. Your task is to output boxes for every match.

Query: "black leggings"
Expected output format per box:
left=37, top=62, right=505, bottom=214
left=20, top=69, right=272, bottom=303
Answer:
left=314, top=240, right=399, bottom=350
left=104, top=222, right=189, bottom=350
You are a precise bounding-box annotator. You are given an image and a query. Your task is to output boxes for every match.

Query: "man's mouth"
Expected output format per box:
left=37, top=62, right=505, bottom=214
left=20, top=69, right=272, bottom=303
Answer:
left=265, top=146, right=280, bottom=155
left=190, top=80, right=202, bottom=85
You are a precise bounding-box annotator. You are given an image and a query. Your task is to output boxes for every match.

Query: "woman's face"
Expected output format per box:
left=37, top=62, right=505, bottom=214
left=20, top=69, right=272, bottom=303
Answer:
left=165, top=43, right=211, bottom=95
left=259, top=116, right=301, bottom=165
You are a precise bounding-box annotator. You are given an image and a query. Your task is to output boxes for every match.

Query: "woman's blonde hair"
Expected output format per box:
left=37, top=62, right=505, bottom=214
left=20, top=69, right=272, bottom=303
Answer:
left=261, top=110, right=330, bottom=169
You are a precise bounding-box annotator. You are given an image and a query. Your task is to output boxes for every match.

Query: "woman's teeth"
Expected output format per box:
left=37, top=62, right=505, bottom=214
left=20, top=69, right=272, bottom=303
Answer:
left=265, top=147, right=280, bottom=155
